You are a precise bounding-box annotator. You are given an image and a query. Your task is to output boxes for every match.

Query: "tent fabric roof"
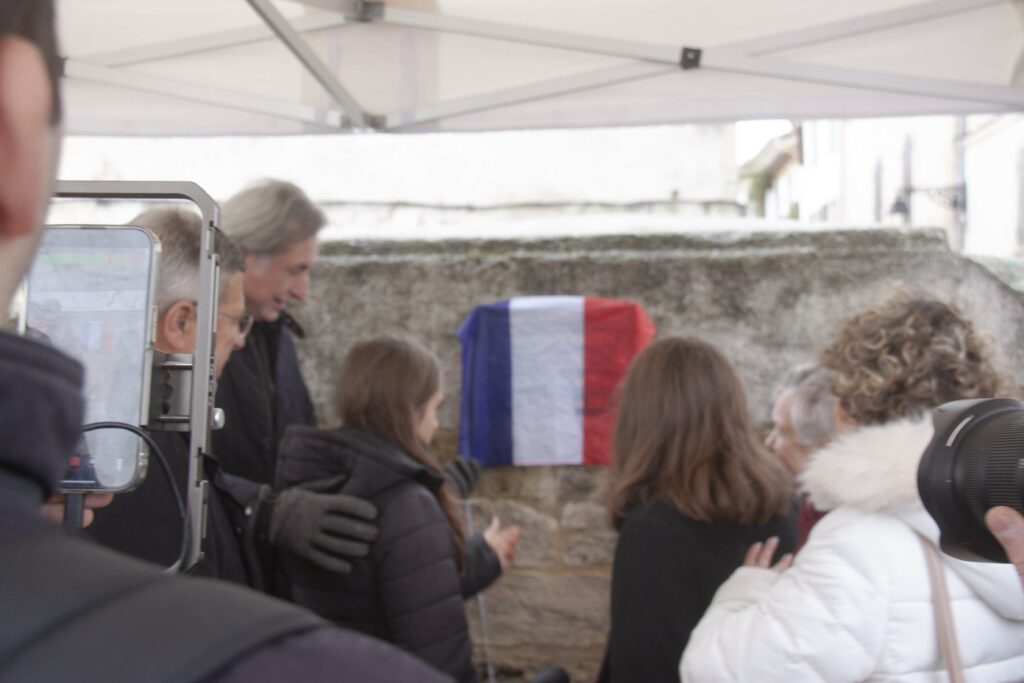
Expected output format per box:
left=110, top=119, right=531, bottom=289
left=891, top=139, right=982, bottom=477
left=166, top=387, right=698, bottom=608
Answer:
left=59, top=0, right=1024, bottom=136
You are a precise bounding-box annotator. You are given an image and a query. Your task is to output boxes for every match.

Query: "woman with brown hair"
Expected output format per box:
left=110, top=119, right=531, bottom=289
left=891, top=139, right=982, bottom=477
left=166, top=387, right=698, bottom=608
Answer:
left=600, top=336, right=796, bottom=683
left=682, top=294, right=1024, bottom=682
left=275, top=335, right=516, bottom=683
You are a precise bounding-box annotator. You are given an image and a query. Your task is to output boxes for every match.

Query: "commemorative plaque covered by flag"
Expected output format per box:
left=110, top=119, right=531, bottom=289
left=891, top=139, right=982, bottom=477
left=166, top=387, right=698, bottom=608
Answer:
left=457, top=296, right=655, bottom=467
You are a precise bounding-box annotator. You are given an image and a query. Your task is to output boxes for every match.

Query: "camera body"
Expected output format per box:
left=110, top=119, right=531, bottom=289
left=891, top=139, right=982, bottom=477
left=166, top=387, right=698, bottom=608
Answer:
left=918, top=398, right=1024, bottom=563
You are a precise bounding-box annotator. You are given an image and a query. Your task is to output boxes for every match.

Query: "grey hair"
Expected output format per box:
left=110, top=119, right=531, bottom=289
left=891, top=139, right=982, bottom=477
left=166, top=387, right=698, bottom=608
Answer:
left=129, top=207, right=245, bottom=314
left=221, top=179, right=325, bottom=256
left=775, top=363, right=837, bottom=449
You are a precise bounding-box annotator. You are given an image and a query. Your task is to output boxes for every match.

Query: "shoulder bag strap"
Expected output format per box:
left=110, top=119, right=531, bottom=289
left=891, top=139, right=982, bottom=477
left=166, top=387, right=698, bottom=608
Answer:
left=917, top=532, right=966, bottom=683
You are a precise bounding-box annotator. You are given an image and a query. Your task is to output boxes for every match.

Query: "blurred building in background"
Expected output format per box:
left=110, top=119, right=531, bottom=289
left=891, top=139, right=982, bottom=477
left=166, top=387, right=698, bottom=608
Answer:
left=741, top=114, right=1024, bottom=262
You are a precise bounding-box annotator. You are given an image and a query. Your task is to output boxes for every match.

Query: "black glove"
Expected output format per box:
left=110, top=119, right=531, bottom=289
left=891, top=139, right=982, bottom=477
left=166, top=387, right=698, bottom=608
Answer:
left=445, top=457, right=481, bottom=499
left=268, top=481, right=378, bottom=574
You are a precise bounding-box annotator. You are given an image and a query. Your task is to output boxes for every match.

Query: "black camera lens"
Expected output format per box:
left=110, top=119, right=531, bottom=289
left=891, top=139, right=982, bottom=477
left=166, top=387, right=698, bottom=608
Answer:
left=918, top=398, right=1024, bottom=563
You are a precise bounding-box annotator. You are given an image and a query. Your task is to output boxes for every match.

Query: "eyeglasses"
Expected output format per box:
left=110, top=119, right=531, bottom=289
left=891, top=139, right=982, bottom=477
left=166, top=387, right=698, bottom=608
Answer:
left=218, top=311, right=254, bottom=337
left=188, top=301, right=254, bottom=337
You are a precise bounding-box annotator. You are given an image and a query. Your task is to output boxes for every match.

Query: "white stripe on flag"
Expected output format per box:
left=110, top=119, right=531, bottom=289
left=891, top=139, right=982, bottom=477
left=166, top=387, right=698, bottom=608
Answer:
left=509, top=296, right=584, bottom=466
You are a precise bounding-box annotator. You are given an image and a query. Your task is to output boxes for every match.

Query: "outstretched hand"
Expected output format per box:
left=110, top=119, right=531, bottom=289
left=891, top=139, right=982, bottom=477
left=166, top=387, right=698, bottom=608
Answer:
left=483, top=516, right=520, bottom=570
left=744, top=536, right=793, bottom=573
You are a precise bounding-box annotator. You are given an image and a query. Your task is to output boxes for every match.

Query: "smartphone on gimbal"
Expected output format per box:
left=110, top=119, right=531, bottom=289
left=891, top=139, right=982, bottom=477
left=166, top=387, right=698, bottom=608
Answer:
left=24, top=225, right=159, bottom=493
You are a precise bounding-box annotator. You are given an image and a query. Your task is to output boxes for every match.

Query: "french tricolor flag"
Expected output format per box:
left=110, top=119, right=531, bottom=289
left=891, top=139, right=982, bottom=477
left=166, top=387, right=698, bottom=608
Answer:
left=457, top=296, right=655, bottom=467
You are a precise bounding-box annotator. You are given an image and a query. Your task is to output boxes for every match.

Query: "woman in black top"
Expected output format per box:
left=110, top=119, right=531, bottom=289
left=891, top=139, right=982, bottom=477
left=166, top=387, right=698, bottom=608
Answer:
left=600, top=337, right=797, bottom=683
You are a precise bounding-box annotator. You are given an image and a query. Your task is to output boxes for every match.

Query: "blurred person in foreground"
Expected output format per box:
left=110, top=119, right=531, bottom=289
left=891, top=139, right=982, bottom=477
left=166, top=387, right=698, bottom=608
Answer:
left=681, top=293, right=1024, bottom=682
left=0, top=4, right=449, bottom=680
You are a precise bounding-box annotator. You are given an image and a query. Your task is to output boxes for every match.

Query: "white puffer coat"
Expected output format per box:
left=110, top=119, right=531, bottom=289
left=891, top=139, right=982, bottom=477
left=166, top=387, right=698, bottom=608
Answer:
left=680, top=417, right=1024, bottom=682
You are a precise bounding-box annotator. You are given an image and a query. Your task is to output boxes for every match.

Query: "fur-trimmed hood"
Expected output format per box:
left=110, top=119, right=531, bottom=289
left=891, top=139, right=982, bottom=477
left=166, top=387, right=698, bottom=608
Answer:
left=799, top=415, right=1024, bottom=620
left=799, top=416, right=932, bottom=515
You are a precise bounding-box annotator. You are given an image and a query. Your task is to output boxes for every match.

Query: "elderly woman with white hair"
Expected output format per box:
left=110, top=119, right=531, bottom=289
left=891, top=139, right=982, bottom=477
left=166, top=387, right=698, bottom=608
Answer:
left=681, top=293, right=1024, bottom=683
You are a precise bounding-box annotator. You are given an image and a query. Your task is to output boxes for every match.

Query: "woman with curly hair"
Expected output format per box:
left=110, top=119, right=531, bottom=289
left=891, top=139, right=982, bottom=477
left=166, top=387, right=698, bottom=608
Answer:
left=599, top=336, right=796, bottom=683
left=682, top=293, right=1024, bottom=682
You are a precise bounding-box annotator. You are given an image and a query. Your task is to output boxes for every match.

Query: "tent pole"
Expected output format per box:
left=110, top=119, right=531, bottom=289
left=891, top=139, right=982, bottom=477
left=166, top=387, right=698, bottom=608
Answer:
left=65, top=59, right=345, bottom=129
left=700, top=53, right=1024, bottom=110
left=383, top=63, right=674, bottom=130
left=718, top=0, right=1008, bottom=57
left=81, top=13, right=348, bottom=68
left=382, top=6, right=679, bottom=64
left=246, top=0, right=373, bottom=129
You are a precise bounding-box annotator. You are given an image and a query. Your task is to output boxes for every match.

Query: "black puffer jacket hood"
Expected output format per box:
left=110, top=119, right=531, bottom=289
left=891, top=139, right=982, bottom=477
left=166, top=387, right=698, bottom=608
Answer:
left=277, top=424, right=478, bottom=683
left=277, top=425, right=445, bottom=500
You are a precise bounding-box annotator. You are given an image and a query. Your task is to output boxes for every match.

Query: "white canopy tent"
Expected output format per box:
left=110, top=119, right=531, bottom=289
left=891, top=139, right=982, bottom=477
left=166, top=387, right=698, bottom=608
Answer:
left=58, top=0, right=1024, bottom=136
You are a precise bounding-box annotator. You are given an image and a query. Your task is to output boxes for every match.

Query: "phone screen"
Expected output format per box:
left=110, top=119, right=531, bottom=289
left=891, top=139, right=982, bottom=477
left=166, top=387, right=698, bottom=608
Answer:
left=25, top=226, right=158, bottom=492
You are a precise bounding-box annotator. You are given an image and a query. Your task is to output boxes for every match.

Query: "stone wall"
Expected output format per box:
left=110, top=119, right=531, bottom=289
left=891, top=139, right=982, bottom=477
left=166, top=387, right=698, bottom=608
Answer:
left=291, top=228, right=1024, bottom=682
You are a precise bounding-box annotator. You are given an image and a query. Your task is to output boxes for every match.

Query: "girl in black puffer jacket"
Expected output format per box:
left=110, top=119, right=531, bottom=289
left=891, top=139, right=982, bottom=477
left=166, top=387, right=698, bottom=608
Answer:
left=276, top=336, right=478, bottom=683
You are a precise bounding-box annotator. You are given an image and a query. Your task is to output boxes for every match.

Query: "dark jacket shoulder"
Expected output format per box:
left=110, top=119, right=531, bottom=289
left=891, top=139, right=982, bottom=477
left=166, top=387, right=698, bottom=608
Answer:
left=212, top=626, right=454, bottom=683
left=214, top=317, right=315, bottom=486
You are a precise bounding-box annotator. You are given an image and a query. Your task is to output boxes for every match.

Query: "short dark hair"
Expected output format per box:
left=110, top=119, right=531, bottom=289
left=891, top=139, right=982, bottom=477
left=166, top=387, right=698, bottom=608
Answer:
left=0, top=0, right=62, bottom=123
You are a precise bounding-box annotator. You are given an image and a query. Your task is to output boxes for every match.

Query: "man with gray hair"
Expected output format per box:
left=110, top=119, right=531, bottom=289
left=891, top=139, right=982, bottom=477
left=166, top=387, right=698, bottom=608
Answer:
left=136, top=206, right=249, bottom=377
left=213, top=179, right=321, bottom=488
left=765, top=363, right=836, bottom=546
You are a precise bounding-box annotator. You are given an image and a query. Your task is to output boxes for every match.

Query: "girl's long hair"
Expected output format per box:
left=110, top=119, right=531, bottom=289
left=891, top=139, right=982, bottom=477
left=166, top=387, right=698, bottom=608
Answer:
left=336, top=335, right=465, bottom=570
left=608, top=336, right=792, bottom=530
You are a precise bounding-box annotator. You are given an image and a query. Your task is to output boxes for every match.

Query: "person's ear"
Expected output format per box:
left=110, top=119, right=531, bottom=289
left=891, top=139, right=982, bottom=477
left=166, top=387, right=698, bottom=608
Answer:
left=0, top=37, right=54, bottom=239
left=157, top=301, right=196, bottom=353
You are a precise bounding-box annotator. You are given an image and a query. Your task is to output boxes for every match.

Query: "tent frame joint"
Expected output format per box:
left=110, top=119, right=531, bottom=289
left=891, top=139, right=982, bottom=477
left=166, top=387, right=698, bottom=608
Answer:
left=348, top=1, right=385, bottom=23
left=680, top=47, right=702, bottom=70
left=363, top=112, right=389, bottom=130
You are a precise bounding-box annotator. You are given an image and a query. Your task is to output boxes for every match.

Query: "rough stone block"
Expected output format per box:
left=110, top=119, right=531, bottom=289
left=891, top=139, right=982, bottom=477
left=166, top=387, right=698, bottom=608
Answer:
left=465, top=568, right=610, bottom=680
left=561, top=502, right=618, bottom=567
left=474, top=466, right=562, bottom=512
left=558, top=465, right=609, bottom=502
left=467, top=499, right=559, bottom=567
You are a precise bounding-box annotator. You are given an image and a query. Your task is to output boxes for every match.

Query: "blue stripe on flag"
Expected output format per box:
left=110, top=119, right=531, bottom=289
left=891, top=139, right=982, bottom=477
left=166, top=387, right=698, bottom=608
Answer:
left=457, top=300, right=513, bottom=466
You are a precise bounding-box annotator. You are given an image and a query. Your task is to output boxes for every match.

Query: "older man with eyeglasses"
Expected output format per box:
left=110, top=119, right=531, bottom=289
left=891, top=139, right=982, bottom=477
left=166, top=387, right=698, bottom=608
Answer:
left=88, top=207, right=377, bottom=587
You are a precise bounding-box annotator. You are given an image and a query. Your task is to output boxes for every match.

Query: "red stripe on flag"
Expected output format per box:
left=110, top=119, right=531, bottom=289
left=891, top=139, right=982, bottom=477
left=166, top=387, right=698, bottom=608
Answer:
left=582, top=298, right=655, bottom=465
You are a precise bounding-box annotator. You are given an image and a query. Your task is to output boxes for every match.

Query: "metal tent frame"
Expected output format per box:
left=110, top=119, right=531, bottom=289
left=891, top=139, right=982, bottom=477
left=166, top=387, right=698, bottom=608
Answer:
left=63, top=0, right=1024, bottom=134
